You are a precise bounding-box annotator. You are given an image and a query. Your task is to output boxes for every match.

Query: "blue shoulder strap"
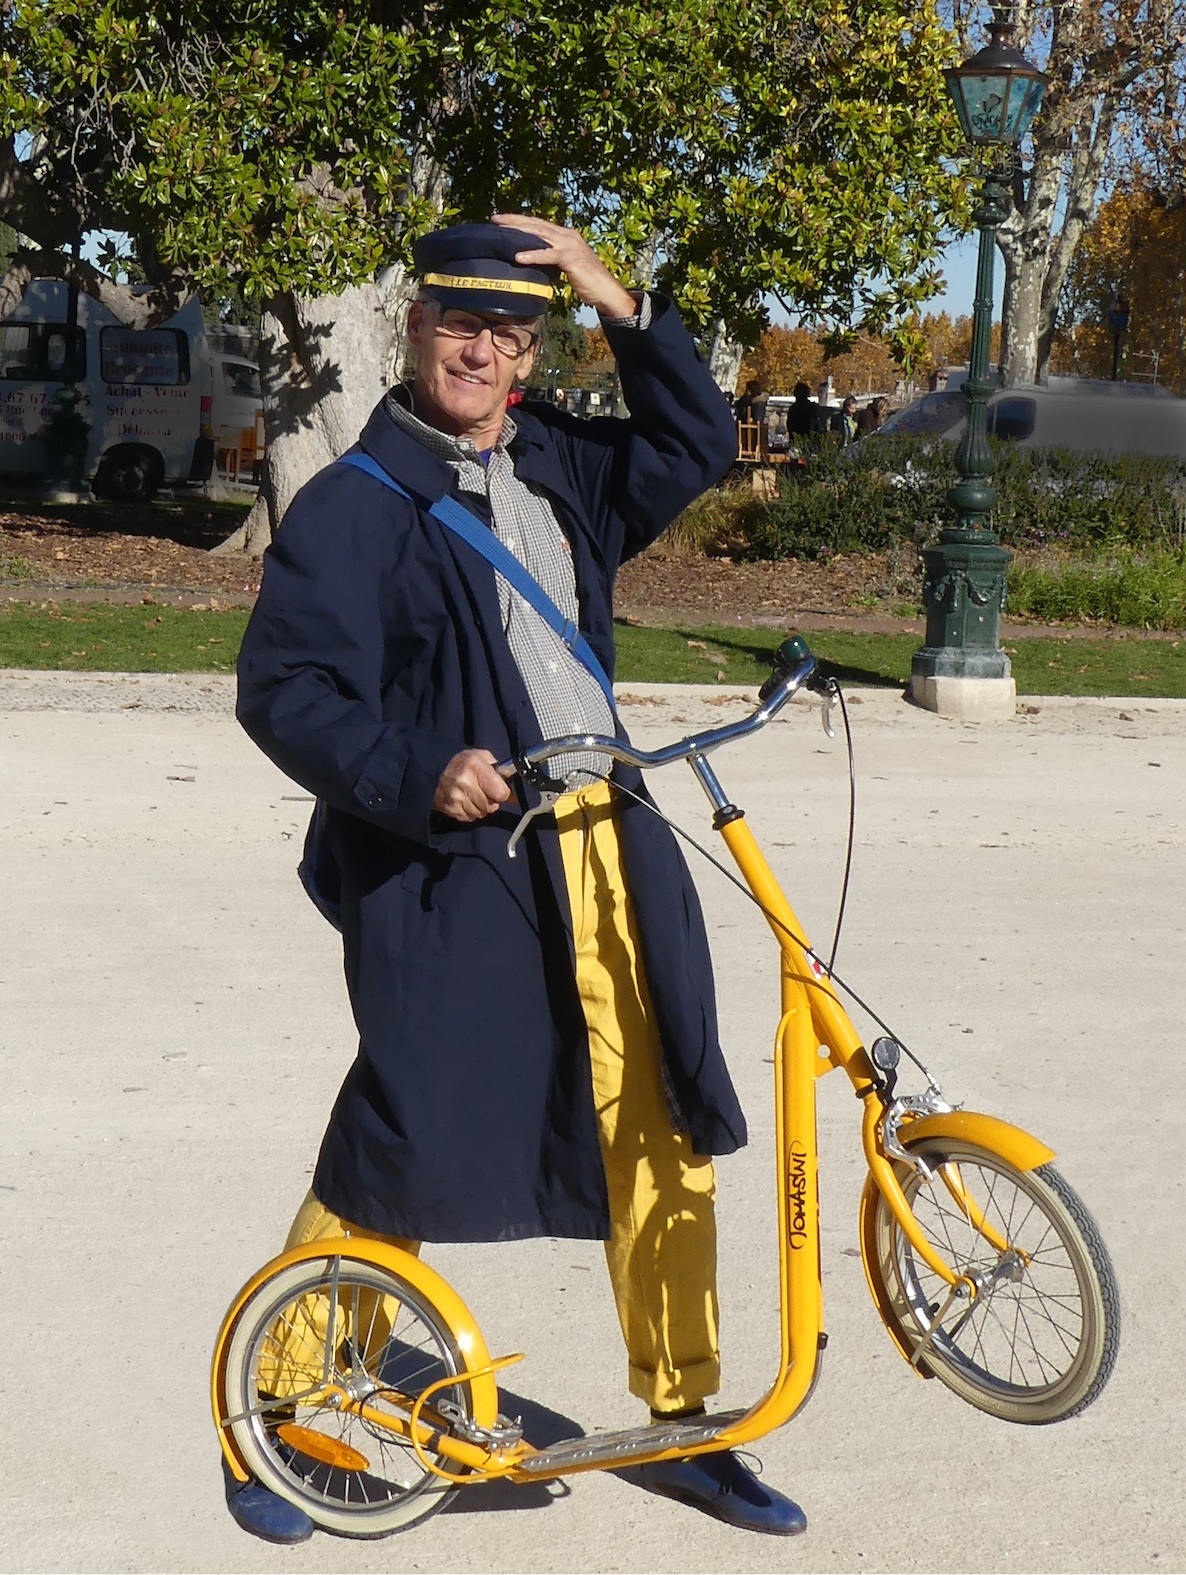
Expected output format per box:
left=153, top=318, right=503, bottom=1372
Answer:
left=338, top=449, right=616, bottom=714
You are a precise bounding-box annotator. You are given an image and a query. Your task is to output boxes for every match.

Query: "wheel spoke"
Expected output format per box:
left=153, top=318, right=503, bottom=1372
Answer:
left=878, top=1141, right=1116, bottom=1421
left=228, top=1261, right=468, bottom=1532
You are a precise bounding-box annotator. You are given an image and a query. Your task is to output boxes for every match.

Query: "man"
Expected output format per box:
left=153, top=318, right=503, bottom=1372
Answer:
left=732, top=378, right=768, bottom=462
left=732, top=378, right=768, bottom=426
left=786, top=381, right=821, bottom=438
left=231, top=217, right=807, bottom=1543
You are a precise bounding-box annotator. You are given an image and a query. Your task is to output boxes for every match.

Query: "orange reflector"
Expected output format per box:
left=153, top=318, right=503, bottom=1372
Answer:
left=276, top=1423, right=370, bottom=1472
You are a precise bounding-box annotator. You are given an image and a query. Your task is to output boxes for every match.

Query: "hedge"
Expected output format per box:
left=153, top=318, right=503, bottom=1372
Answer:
left=736, top=436, right=1186, bottom=561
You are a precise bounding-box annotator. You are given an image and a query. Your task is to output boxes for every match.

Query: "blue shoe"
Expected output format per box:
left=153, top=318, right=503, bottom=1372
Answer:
left=223, top=1457, right=315, bottom=1545
left=626, top=1448, right=808, bottom=1536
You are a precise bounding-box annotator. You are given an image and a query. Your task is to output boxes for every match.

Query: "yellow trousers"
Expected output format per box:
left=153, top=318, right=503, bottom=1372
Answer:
left=279, top=780, right=720, bottom=1414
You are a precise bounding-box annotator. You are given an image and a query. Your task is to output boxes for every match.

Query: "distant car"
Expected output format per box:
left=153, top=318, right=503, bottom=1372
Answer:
left=213, top=355, right=264, bottom=483
left=878, top=379, right=1186, bottom=460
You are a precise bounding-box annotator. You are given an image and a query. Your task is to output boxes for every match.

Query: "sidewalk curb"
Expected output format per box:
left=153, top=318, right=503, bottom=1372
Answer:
left=3, top=670, right=1185, bottom=727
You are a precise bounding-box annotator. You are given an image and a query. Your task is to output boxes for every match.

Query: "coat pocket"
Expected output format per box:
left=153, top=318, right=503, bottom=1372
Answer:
left=399, top=857, right=445, bottom=912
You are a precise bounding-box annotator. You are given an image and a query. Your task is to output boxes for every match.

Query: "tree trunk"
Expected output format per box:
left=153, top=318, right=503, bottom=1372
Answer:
left=997, top=150, right=1064, bottom=386
left=213, top=281, right=397, bottom=557
left=996, top=34, right=1129, bottom=389
left=376, top=261, right=418, bottom=388
left=706, top=320, right=744, bottom=397
left=1034, top=104, right=1118, bottom=380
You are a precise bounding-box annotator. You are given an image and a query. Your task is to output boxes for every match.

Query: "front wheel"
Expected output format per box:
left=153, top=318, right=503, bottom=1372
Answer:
left=871, top=1138, right=1119, bottom=1423
left=222, top=1254, right=471, bottom=1536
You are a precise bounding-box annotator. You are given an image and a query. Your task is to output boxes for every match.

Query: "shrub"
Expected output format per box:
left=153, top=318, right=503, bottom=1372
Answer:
left=662, top=480, right=769, bottom=555
left=741, top=436, right=948, bottom=561
left=991, top=447, right=1186, bottom=552
left=1007, top=549, right=1186, bottom=629
left=708, top=436, right=1186, bottom=563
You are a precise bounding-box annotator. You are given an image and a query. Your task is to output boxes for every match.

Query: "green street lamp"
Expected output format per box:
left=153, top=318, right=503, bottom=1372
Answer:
left=911, top=14, right=1048, bottom=719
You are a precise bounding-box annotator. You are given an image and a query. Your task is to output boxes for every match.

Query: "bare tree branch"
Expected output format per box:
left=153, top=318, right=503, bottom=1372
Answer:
left=0, top=246, right=192, bottom=326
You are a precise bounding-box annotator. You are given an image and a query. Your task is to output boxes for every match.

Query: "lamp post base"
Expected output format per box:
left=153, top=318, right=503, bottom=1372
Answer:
left=910, top=671, right=1017, bottom=720
left=912, top=528, right=1015, bottom=720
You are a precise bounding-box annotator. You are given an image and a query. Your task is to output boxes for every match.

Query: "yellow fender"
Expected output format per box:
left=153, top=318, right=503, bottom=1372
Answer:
left=211, top=1238, right=500, bottom=1482
left=901, top=1109, right=1055, bottom=1171
left=858, top=1109, right=1056, bottom=1377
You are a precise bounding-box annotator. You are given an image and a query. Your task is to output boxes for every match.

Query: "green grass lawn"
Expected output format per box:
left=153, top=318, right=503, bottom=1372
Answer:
left=615, top=621, right=1186, bottom=698
left=1, top=602, right=1183, bottom=697
left=0, top=603, right=250, bottom=673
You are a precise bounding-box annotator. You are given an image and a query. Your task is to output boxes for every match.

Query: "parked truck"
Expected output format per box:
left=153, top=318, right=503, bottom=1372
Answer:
left=0, top=280, right=259, bottom=499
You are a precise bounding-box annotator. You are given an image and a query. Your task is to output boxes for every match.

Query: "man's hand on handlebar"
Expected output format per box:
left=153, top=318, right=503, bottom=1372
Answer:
left=433, top=749, right=513, bottom=822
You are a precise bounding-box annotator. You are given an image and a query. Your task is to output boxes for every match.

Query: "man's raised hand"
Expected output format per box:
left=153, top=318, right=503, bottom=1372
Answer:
left=490, top=214, right=638, bottom=320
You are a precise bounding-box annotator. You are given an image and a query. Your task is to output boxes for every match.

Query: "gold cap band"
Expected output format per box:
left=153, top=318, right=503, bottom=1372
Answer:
left=422, top=272, right=554, bottom=301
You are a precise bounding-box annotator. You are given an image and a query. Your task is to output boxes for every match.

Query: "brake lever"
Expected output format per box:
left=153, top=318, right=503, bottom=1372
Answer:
left=812, top=675, right=839, bottom=739
left=507, top=787, right=562, bottom=859
left=503, top=760, right=569, bottom=860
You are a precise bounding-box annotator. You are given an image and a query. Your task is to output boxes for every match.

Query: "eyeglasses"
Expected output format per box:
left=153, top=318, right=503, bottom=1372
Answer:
left=432, top=308, right=541, bottom=359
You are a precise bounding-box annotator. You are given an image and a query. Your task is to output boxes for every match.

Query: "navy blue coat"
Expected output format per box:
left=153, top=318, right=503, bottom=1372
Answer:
left=237, top=296, right=747, bottom=1242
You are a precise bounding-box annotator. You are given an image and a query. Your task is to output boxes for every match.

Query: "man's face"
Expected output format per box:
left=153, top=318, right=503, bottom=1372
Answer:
left=407, top=299, right=539, bottom=439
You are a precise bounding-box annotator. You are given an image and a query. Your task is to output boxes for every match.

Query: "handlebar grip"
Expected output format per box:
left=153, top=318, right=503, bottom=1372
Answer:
left=759, top=634, right=816, bottom=701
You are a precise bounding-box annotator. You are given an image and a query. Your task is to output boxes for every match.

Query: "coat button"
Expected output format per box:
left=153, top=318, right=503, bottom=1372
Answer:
left=368, top=793, right=384, bottom=808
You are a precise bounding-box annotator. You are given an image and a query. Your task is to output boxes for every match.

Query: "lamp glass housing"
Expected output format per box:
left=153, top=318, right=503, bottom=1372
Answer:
left=944, top=21, right=1048, bottom=145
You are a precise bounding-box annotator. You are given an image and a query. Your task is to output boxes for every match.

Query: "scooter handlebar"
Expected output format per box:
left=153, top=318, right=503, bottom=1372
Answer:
left=497, top=645, right=821, bottom=779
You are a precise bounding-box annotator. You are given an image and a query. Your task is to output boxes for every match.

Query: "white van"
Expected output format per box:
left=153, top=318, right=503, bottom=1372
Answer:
left=880, top=379, right=1186, bottom=459
left=0, top=280, right=217, bottom=498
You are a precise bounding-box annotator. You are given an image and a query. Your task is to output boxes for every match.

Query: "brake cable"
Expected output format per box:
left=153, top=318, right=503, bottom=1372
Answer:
left=827, top=683, right=857, bottom=975
left=571, top=688, right=937, bottom=1089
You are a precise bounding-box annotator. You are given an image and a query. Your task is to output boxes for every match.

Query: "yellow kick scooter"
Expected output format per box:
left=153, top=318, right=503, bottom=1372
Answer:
left=212, top=636, right=1119, bottom=1537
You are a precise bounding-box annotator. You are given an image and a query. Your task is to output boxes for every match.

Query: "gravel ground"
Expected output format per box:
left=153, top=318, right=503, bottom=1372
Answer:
left=2, top=678, right=1183, bottom=1574
left=4, top=668, right=1186, bottom=742
left=0, top=669, right=240, bottom=713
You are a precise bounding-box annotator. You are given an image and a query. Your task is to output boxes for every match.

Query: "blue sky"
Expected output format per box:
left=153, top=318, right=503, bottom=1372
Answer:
left=925, top=233, right=1006, bottom=318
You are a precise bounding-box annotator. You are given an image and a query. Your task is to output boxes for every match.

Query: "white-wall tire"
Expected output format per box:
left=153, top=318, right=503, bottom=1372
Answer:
left=222, top=1253, right=470, bottom=1537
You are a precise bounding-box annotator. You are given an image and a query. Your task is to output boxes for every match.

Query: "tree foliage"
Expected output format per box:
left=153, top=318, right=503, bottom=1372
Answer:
left=948, top=0, right=1186, bottom=385
left=2, top=0, right=966, bottom=346
left=739, top=324, right=903, bottom=396
left=1055, top=183, right=1186, bottom=391
left=734, top=311, right=1006, bottom=399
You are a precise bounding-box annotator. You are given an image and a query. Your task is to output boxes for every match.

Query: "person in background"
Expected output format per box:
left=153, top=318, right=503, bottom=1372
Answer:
left=856, top=395, right=889, bottom=436
left=839, top=394, right=860, bottom=445
left=732, top=379, right=768, bottom=426
left=732, top=379, right=768, bottom=461
left=785, top=381, right=821, bottom=439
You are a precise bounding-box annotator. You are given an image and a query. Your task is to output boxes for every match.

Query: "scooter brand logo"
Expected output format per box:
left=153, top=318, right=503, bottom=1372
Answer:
left=788, top=1140, right=809, bottom=1249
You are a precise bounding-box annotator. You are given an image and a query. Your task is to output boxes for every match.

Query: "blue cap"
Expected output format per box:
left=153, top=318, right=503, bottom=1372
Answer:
left=412, top=222, right=558, bottom=319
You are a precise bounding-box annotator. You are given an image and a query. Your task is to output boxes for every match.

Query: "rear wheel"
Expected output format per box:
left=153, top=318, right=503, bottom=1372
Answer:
left=95, top=446, right=162, bottom=501
left=223, top=1254, right=470, bottom=1537
left=872, top=1138, right=1119, bottom=1423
